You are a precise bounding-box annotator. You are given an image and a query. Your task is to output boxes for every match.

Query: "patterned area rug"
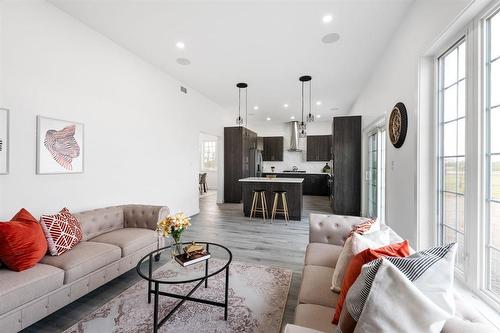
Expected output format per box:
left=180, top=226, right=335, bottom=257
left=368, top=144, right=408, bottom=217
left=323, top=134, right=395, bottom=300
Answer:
left=64, top=260, right=292, bottom=333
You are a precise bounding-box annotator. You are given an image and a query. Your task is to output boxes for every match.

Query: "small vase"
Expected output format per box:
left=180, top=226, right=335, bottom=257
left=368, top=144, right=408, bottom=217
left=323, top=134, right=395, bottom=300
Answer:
left=171, top=236, right=183, bottom=257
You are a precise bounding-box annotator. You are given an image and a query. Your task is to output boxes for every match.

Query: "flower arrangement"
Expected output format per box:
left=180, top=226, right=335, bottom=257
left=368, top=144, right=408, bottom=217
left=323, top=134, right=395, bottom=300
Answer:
left=157, top=212, right=191, bottom=244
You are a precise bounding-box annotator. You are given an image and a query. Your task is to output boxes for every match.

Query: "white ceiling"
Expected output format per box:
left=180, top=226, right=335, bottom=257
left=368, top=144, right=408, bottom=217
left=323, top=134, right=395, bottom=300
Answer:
left=50, top=0, right=414, bottom=123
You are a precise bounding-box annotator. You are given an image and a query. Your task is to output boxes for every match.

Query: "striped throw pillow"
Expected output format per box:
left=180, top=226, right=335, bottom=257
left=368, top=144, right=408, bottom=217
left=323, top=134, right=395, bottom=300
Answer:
left=338, top=243, right=457, bottom=333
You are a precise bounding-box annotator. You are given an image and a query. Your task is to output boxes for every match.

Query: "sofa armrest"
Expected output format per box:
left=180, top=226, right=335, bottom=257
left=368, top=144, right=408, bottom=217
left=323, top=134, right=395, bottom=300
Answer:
left=121, top=204, right=169, bottom=231
left=309, top=213, right=367, bottom=246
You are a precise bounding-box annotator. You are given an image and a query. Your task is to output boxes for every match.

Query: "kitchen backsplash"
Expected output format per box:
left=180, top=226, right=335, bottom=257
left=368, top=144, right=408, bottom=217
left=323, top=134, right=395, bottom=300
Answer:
left=262, top=150, right=332, bottom=173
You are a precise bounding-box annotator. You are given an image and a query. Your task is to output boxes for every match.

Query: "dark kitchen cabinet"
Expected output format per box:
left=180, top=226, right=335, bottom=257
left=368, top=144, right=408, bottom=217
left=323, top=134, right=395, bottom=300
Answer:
left=224, top=126, right=257, bottom=203
left=307, top=135, right=332, bottom=161
left=262, top=137, right=284, bottom=161
left=331, top=116, right=362, bottom=215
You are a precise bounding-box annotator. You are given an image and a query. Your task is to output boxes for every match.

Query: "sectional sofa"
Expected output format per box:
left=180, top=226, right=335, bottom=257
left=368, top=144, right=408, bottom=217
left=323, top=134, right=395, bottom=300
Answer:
left=0, top=204, right=168, bottom=333
left=285, top=213, right=497, bottom=333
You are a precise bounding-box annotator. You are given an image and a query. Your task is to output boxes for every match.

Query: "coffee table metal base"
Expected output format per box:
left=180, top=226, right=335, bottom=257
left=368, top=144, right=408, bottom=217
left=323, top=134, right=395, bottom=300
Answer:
left=147, top=255, right=229, bottom=333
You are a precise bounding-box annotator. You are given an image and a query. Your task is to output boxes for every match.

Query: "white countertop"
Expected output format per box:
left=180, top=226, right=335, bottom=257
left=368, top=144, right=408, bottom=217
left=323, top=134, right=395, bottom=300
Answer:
left=263, top=172, right=330, bottom=175
left=238, top=177, right=304, bottom=183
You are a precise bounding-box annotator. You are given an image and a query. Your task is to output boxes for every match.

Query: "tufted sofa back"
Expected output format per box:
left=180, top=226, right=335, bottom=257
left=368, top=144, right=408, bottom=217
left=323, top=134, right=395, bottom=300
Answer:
left=309, top=213, right=368, bottom=246
left=74, top=206, right=124, bottom=240
left=74, top=204, right=168, bottom=240
left=121, top=204, right=167, bottom=230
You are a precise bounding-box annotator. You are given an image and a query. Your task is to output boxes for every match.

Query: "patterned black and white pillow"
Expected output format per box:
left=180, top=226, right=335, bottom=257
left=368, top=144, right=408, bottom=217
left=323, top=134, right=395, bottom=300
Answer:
left=338, top=243, right=457, bottom=333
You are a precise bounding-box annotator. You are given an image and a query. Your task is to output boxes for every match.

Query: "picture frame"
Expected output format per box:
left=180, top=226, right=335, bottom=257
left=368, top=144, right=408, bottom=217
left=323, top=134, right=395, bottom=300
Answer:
left=36, top=116, right=84, bottom=174
left=0, top=108, right=9, bottom=175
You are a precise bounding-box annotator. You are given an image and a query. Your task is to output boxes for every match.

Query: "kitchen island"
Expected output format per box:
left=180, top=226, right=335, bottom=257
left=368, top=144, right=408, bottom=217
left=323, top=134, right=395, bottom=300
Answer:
left=238, top=177, right=303, bottom=220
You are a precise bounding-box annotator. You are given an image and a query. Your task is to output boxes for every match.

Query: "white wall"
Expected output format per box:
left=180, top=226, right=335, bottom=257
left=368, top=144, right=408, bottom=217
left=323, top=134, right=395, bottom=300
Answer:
left=251, top=120, right=332, bottom=173
left=199, top=132, right=218, bottom=190
left=349, top=0, right=469, bottom=247
left=0, top=1, right=231, bottom=219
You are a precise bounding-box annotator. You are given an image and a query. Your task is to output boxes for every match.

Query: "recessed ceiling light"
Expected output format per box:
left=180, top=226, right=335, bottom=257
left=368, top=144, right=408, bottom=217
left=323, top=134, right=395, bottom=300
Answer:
left=254, top=106, right=259, bottom=110
left=322, top=33, right=340, bottom=44
left=322, top=14, right=333, bottom=23
left=317, top=115, right=321, bottom=118
left=176, top=41, right=185, bottom=49
left=316, top=101, right=322, bottom=106
left=176, top=58, right=191, bottom=65
left=290, top=115, right=295, bottom=120
left=266, top=117, right=271, bottom=121
left=284, top=104, right=289, bottom=108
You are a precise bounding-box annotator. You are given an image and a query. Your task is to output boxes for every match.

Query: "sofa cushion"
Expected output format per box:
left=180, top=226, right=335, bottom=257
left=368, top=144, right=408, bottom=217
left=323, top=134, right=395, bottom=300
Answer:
left=299, top=265, right=338, bottom=308
left=74, top=206, right=124, bottom=240
left=40, top=241, right=121, bottom=283
left=295, top=304, right=336, bottom=333
left=304, top=243, right=343, bottom=268
left=0, top=263, right=64, bottom=315
left=90, top=228, right=157, bottom=257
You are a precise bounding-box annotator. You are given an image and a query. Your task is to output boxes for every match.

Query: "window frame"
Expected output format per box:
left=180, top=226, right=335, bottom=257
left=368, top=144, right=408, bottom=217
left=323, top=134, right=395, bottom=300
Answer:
left=366, top=124, right=386, bottom=222
left=437, top=36, right=468, bottom=275
left=201, top=140, right=217, bottom=171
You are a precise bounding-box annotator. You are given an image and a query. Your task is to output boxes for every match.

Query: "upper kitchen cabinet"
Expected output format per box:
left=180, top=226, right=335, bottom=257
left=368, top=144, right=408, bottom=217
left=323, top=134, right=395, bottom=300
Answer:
left=262, top=136, right=284, bottom=161
left=306, top=135, right=332, bottom=161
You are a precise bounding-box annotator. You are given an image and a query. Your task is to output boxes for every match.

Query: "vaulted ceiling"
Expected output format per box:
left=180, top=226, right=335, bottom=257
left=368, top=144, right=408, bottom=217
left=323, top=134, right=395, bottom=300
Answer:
left=50, top=0, right=414, bottom=123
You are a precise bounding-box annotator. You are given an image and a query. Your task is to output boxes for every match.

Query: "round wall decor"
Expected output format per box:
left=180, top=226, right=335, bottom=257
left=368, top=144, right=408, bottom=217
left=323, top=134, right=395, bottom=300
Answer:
left=388, top=102, right=408, bottom=148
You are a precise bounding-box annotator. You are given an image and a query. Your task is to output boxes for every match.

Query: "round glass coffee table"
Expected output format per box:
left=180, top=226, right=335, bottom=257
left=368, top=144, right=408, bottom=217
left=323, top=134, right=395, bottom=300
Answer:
left=136, top=242, right=232, bottom=333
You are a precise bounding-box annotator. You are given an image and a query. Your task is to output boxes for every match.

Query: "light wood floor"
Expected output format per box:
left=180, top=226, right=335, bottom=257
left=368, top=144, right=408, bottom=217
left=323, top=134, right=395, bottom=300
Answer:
left=23, top=194, right=331, bottom=333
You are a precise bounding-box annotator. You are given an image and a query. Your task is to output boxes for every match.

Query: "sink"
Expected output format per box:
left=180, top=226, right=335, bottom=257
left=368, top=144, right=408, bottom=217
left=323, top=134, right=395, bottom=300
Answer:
left=282, top=170, right=306, bottom=173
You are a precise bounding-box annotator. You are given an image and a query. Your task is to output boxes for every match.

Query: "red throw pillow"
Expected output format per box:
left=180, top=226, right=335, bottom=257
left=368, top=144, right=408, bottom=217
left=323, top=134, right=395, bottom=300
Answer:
left=39, top=208, right=83, bottom=256
left=0, top=208, right=48, bottom=271
left=333, top=240, right=410, bottom=324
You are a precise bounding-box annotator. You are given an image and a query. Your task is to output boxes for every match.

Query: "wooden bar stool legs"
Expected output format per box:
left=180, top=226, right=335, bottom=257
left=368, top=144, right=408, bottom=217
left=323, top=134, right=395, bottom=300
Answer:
left=271, top=191, right=289, bottom=224
left=250, top=190, right=268, bottom=221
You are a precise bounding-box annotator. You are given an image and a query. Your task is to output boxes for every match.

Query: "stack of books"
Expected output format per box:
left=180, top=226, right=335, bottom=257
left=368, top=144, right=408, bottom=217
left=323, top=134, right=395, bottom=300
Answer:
left=175, top=243, right=211, bottom=267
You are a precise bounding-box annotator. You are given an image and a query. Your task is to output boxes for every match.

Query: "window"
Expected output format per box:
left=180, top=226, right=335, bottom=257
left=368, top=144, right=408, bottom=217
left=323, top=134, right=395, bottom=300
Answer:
left=486, top=9, right=500, bottom=297
left=438, top=39, right=467, bottom=272
left=201, top=141, right=217, bottom=171
left=367, top=127, right=386, bottom=222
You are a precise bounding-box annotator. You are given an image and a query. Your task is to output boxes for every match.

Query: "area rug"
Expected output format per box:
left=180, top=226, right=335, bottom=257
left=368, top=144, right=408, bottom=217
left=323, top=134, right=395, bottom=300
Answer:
left=63, top=259, right=292, bottom=333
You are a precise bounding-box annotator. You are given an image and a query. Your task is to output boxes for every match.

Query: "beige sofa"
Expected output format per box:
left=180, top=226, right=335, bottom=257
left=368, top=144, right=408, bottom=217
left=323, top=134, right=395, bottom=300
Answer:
left=286, top=213, right=497, bottom=333
left=0, top=204, right=168, bottom=333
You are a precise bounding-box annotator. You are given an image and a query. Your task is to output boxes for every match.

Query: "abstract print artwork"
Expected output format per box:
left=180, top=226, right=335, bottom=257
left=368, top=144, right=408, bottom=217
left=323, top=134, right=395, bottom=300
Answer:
left=37, top=116, right=84, bottom=174
left=0, top=109, right=8, bottom=174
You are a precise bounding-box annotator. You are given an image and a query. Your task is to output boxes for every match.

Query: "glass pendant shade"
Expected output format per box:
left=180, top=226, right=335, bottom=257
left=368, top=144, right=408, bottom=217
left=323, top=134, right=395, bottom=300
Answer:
left=306, top=113, right=315, bottom=122
left=236, top=82, right=248, bottom=127
left=298, top=121, right=307, bottom=138
left=236, top=116, right=244, bottom=125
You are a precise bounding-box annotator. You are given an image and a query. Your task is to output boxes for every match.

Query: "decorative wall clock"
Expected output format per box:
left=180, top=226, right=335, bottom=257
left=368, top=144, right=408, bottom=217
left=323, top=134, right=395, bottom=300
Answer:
left=388, top=102, right=408, bottom=148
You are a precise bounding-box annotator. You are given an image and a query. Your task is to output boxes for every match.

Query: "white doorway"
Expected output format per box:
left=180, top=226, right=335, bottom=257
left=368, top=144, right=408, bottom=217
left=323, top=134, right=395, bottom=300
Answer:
left=199, top=133, right=218, bottom=198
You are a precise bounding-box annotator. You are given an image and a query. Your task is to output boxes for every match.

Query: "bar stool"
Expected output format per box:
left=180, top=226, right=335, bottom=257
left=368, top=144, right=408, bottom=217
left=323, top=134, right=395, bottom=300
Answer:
left=250, top=189, right=268, bottom=220
left=271, top=190, right=289, bottom=223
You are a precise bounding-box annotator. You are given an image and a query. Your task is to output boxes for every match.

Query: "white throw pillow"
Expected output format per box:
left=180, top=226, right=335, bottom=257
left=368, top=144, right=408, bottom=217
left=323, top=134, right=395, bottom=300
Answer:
left=331, top=227, right=391, bottom=292
left=353, top=259, right=451, bottom=333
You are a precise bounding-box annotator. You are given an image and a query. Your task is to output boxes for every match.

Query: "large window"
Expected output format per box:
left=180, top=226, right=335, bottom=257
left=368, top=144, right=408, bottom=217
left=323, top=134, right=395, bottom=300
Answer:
left=367, top=127, right=386, bottom=222
left=438, top=39, right=467, bottom=271
left=486, top=9, right=500, bottom=297
left=201, top=140, right=217, bottom=171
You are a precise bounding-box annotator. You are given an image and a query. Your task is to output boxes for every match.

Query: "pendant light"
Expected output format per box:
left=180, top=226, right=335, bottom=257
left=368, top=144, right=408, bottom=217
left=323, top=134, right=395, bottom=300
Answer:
left=236, top=82, right=248, bottom=126
left=299, top=75, right=311, bottom=138
left=306, top=77, right=314, bottom=123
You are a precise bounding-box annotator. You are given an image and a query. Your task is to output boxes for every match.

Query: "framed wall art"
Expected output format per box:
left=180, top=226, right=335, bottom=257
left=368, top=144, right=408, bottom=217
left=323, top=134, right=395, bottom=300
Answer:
left=37, top=116, right=84, bottom=174
left=0, top=108, right=9, bottom=174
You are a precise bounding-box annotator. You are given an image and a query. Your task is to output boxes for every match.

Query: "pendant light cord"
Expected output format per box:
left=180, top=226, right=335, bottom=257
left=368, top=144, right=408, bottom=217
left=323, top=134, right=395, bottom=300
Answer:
left=309, top=80, right=312, bottom=117
left=238, top=88, right=241, bottom=121
left=245, top=87, right=248, bottom=128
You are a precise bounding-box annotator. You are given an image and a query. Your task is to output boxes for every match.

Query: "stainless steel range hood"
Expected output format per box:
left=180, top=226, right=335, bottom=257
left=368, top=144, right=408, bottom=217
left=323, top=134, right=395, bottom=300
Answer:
left=288, top=121, right=303, bottom=152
